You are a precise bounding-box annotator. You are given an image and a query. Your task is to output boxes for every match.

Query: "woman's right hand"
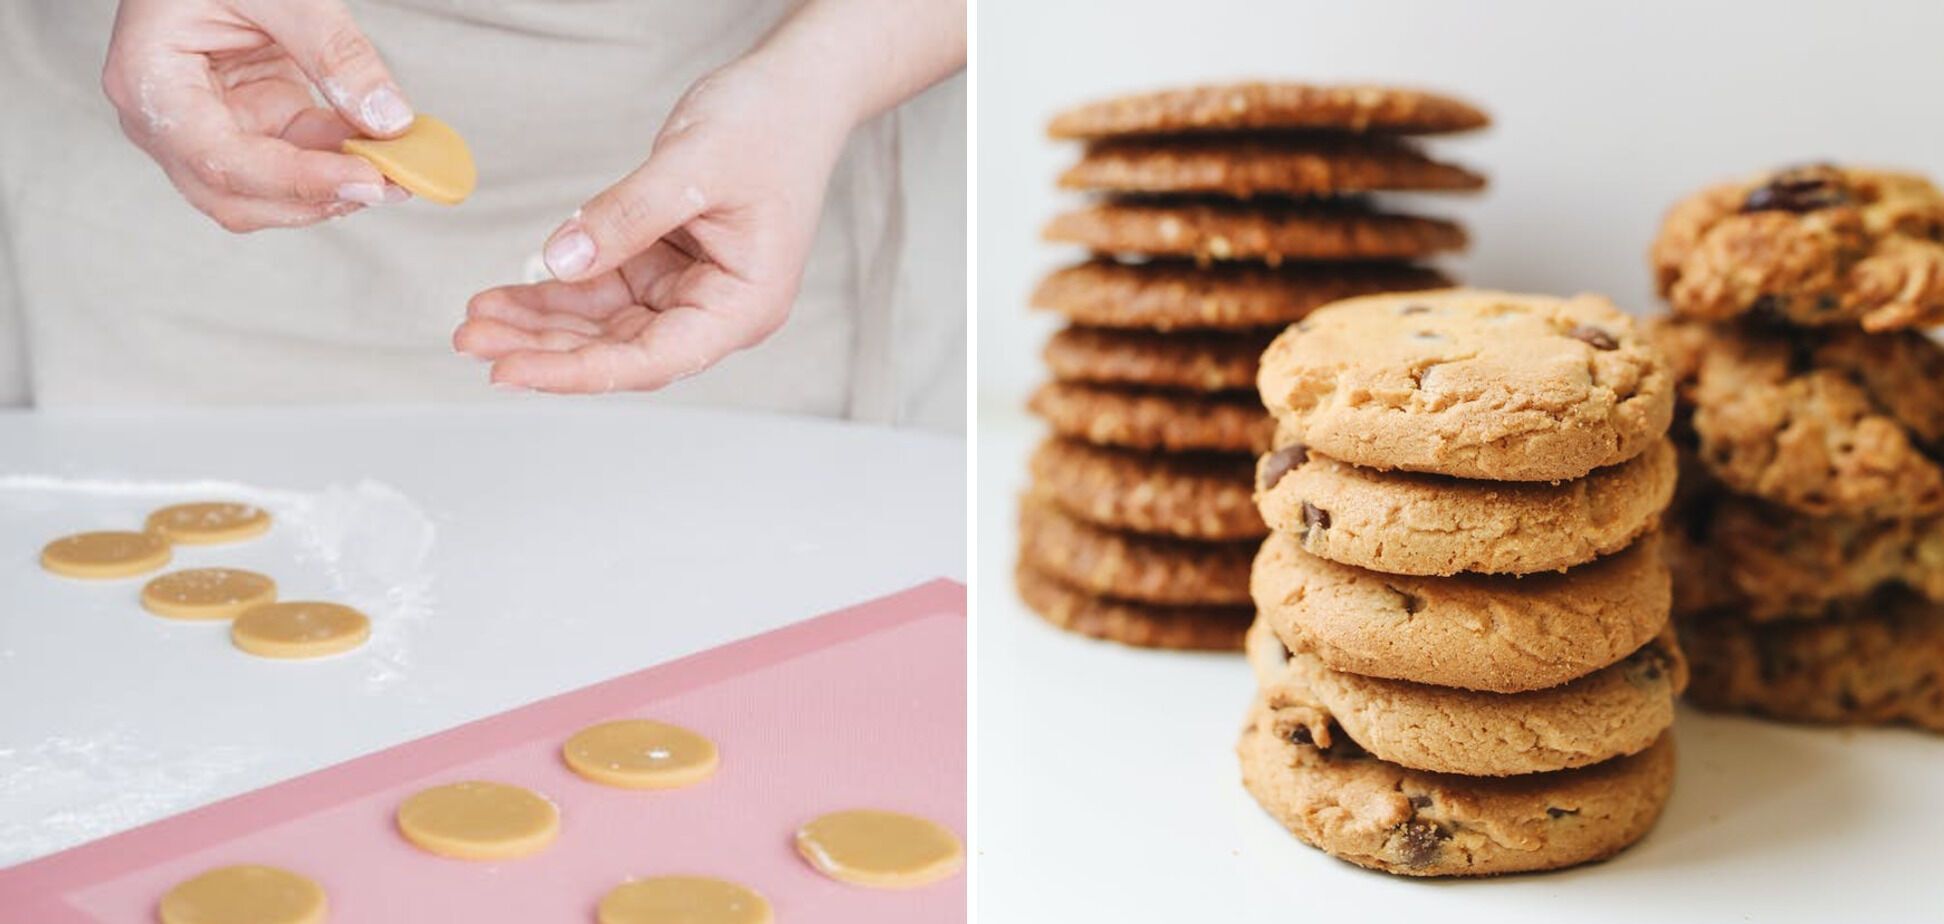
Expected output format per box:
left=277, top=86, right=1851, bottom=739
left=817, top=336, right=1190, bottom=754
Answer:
left=102, top=0, right=416, bottom=232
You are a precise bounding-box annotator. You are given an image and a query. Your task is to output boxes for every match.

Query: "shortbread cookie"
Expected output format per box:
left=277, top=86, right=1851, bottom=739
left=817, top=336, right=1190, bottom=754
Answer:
left=1252, top=531, right=1670, bottom=693
left=1652, top=316, right=1944, bottom=517
left=1044, top=326, right=1273, bottom=393
left=1015, top=564, right=1250, bottom=650
left=1259, top=289, right=1672, bottom=481
left=1237, top=697, right=1674, bottom=876
left=1027, top=439, right=1263, bottom=541
left=1028, top=381, right=1273, bottom=454
left=1043, top=200, right=1466, bottom=264
left=1048, top=82, right=1490, bottom=139
left=1256, top=437, right=1675, bottom=575
left=1060, top=135, right=1484, bottom=199
left=1032, top=259, right=1452, bottom=332
left=1248, top=621, right=1685, bottom=776
left=1680, top=591, right=1944, bottom=732
left=1652, top=164, right=1944, bottom=332
left=1018, top=501, right=1253, bottom=606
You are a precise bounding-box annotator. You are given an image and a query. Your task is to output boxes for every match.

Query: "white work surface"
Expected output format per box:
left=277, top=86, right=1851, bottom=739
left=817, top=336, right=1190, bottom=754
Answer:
left=977, top=411, right=1943, bottom=923
left=0, top=403, right=963, bottom=867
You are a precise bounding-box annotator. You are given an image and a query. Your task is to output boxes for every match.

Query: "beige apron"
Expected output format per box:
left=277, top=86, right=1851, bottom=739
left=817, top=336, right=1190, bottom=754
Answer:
left=0, top=0, right=965, bottom=431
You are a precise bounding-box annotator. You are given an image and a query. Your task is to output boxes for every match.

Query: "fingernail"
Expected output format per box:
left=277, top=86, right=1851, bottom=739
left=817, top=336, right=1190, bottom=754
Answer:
left=336, top=182, right=390, bottom=205
left=383, top=184, right=412, bottom=204
left=543, top=223, right=596, bottom=279
left=361, top=86, right=414, bottom=134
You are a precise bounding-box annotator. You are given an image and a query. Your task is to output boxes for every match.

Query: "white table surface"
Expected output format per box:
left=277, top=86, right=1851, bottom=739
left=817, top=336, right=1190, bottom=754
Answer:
left=976, top=408, right=1943, bottom=923
left=0, top=402, right=963, bottom=867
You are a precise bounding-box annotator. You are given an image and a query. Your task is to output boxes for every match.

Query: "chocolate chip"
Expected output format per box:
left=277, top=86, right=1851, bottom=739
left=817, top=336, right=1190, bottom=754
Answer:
left=1384, top=584, right=1425, bottom=615
left=1741, top=165, right=1850, bottom=213
left=1302, top=502, right=1330, bottom=532
left=1289, top=725, right=1314, bottom=746
left=1258, top=443, right=1309, bottom=492
left=1568, top=324, right=1618, bottom=351
left=1409, top=794, right=1434, bottom=809
left=1391, top=820, right=1450, bottom=868
left=1546, top=807, right=1578, bottom=819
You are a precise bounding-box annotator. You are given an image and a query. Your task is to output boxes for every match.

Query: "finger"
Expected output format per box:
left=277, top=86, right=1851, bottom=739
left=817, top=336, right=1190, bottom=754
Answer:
left=465, top=290, right=608, bottom=336
left=541, top=144, right=711, bottom=282
left=201, top=194, right=365, bottom=233
left=489, top=304, right=758, bottom=394
left=452, top=317, right=595, bottom=360
left=468, top=273, right=636, bottom=322
left=244, top=0, right=415, bottom=137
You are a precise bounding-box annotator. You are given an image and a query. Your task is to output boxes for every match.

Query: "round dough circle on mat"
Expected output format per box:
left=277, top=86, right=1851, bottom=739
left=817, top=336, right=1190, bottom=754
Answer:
left=157, top=864, right=326, bottom=924
left=231, top=602, right=371, bottom=659
left=146, top=501, right=272, bottom=545
left=563, top=719, right=719, bottom=789
left=597, top=876, right=774, bottom=924
left=395, top=780, right=559, bottom=860
left=141, top=568, right=278, bottom=621
left=795, top=809, right=964, bottom=888
left=40, top=530, right=171, bottom=579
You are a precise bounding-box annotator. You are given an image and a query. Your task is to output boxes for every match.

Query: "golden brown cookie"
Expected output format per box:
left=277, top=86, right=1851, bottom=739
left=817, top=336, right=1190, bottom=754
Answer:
left=1255, top=437, right=1676, bottom=575
left=1018, top=500, right=1252, bottom=606
left=1059, top=135, right=1485, bottom=199
left=1259, top=289, right=1673, bottom=481
left=1043, top=200, right=1466, bottom=264
left=1248, top=620, right=1686, bottom=777
left=1027, top=438, right=1263, bottom=541
left=1032, top=259, right=1452, bottom=332
left=1679, top=590, right=1944, bottom=732
left=1652, top=164, right=1944, bottom=332
left=1044, top=326, right=1273, bottom=393
left=1237, top=696, right=1674, bottom=877
left=1047, top=82, right=1490, bottom=139
left=1652, top=316, right=1944, bottom=517
left=1015, top=563, right=1249, bottom=651
left=1028, top=381, right=1273, bottom=454
left=1252, top=530, right=1671, bottom=693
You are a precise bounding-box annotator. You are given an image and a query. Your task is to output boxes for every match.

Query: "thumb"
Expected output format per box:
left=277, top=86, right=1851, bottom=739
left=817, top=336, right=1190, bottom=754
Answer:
left=543, top=147, right=711, bottom=281
left=246, top=0, right=415, bottom=137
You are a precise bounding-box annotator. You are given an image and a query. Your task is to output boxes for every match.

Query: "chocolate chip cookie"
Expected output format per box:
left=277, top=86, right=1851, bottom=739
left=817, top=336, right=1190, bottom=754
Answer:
left=1043, top=200, right=1466, bottom=264
left=1059, top=134, right=1485, bottom=199
left=1027, top=438, right=1263, bottom=541
left=1015, top=563, right=1251, bottom=651
left=1652, top=316, right=1944, bottom=517
left=1248, top=621, right=1685, bottom=776
left=1018, top=500, right=1253, bottom=606
left=1252, top=530, right=1670, bottom=693
left=1652, top=164, right=1944, bottom=332
left=1031, top=259, right=1452, bottom=332
left=1028, top=381, right=1274, bottom=454
left=1258, top=289, right=1674, bottom=481
left=1047, top=82, right=1490, bottom=140
left=1237, top=696, right=1674, bottom=876
left=1255, top=435, right=1676, bottom=575
left=1043, top=326, right=1274, bottom=393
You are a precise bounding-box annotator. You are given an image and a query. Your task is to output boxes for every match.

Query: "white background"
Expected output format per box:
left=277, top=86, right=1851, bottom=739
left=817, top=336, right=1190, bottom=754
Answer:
left=976, top=1, right=1944, bottom=920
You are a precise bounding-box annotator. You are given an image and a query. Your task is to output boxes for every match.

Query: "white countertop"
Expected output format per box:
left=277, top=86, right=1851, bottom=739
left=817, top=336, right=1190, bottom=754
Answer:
left=0, top=402, right=963, bottom=866
left=976, top=405, right=1942, bottom=923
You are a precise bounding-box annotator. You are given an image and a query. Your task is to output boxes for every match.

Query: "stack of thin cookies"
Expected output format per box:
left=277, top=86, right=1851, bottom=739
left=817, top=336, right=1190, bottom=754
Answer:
left=1017, top=82, right=1487, bottom=650
left=1241, top=289, right=1684, bottom=875
left=1650, top=163, right=1944, bottom=732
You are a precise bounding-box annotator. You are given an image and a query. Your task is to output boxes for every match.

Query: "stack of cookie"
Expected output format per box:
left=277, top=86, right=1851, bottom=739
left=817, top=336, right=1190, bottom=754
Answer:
left=1240, top=289, right=1686, bottom=875
left=1016, top=82, right=1487, bottom=651
left=1650, top=164, right=1944, bottom=732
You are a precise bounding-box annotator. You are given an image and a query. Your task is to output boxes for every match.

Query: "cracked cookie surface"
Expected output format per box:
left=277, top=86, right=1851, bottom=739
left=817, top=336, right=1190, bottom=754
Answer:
left=1032, top=259, right=1452, bottom=331
left=1259, top=289, right=1673, bottom=481
left=1018, top=500, right=1254, bottom=606
left=1028, top=438, right=1263, bottom=541
left=1029, top=381, right=1273, bottom=454
left=1237, top=695, right=1674, bottom=877
left=1255, top=435, right=1675, bottom=575
left=1059, top=134, right=1484, bottom=199
left=1252, top=530, right=1670, bottom=693
left=1652, top=164, right=1944, bottom=332
left=1047, top=82, right=1490, bottom=139
left=1043, top=200, right=1466, bottom=264
left=1015, top=563, right=1250, bottom=651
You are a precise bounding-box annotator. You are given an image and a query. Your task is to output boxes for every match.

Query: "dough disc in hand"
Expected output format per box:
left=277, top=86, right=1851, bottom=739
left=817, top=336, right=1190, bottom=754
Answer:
left=596, top=876, right=773, bottom=924
left=157, top=864, right=326, bottom=924
left=342, top=115, right=477, bottom=205
left=146, top=501, right=271, bottom=545
left=141, top=568, right=278, bottom=621
left=231, top=602, right=370, bottom=659
left=40, top=530, right=171, bottom=579
left=563, top=719, right=719, bottom=789
left=395, top=780, right=559, bottom=860
left=795, top=809, right=965, bottom=888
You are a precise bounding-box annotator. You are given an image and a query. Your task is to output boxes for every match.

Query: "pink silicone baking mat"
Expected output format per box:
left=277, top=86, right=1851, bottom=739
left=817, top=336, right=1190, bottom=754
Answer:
left=0, top=579, right=966, bottom=923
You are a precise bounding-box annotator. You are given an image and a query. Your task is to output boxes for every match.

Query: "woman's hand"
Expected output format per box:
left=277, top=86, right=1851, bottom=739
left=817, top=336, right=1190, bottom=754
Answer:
left=102, top=0, right=415, bottom=232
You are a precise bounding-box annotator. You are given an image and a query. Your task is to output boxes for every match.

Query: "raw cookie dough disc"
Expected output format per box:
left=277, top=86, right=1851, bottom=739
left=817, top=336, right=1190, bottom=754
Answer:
left=231, top=602, right=371, bottom=659
left=145, top=501, right=271, bottom=545
left=40, top=530, right=171, bottom=579
left=563, top=719, right=719, bottom=789
left=158, top=864, right=326, bottom=924
left=395, top=780, right=559, bottom=860
left=141, top=568, right=278, bottom=621
left=795, top=809, right=965, bottom=888
left=597, top=876, right=773, bottom=924
left=342, top=114, right=476, bottom=205
left=1015, top=562, right=1251, bottom=651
